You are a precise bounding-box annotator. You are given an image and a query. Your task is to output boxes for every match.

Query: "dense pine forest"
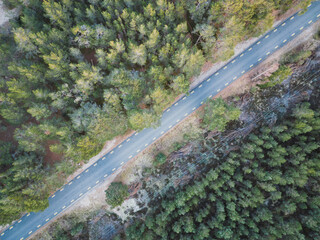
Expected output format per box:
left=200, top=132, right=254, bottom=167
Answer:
left=122, top=101, right=320, bottom=240
left=0, top=0, right=312, bottom=225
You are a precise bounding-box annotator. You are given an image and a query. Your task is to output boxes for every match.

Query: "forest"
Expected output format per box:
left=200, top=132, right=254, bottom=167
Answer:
left=122, top=101, right=320, bottom=240
left=0, top=0, right=312, bottom=224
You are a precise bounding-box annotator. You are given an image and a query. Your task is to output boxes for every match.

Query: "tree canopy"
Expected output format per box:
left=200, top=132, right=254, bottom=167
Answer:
left=0, top=0, right=311, bottom=224
left=123, top=102, right=320, bottom=240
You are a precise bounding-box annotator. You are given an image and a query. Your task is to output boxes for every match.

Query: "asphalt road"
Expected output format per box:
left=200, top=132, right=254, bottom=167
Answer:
left=2, top=2, right=320, bottom=240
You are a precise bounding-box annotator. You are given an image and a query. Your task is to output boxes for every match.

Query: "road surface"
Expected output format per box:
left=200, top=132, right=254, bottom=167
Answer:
left=1, top=2, right=320, bottom=240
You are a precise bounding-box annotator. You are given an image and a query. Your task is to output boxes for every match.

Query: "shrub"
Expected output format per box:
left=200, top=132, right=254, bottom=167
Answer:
left=105, top=182, right=129, bottom=208
left=153, top=152, right=167, bottom=166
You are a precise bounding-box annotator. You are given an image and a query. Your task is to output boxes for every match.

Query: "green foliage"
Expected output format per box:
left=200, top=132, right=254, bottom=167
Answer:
left=0, top=0, right=311, bottom=224
left=128, top=110, right=159, bottom=131
left=153, top=152, right=167, bottom=166
left=258, top=65, right=292, bottom=89
left=203, top=97, right=241, bottom=132
left=281, top=49, right=312, bottom=66
left=105, top=182, right=129, bottom=208
left=122, top=102, right=320, bottom=240
left=70, top=223, right=84, bottom=237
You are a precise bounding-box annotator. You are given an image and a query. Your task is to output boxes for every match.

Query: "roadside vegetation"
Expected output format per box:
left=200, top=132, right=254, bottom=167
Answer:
left=105, top=182, right=129, bottom=208
left=0, top=0, right=314, bottom=225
